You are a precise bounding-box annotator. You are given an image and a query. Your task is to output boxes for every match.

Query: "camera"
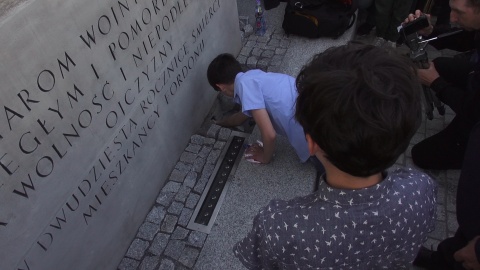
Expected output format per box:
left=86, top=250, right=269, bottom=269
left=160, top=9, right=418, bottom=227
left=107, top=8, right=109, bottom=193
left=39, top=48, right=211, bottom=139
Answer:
left=398, top=14, right=445, bottom=120
left=399, top=14, right=430, bottom=68
left=400, top=14, right=429, bottom=37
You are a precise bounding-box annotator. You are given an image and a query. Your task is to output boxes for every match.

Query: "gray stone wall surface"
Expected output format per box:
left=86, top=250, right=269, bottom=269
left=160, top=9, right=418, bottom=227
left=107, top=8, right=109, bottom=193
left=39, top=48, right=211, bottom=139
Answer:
left=0, top=0, right=240, bottom=269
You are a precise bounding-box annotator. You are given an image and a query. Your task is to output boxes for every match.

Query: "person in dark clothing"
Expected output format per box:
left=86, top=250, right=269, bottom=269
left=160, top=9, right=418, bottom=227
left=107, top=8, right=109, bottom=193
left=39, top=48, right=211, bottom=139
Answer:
left=405, top=0, right=480, bottom=170
left=356, top=0, right=376, bottom=36
left=414, top=122, right=480, bottom=269
left=373, top=0, right=414, bottom=47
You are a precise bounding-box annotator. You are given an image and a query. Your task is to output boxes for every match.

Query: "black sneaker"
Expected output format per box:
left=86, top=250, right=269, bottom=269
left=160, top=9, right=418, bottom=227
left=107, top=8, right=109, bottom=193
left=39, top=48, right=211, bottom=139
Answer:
left=356, top=23, right=374, bottom=36
left=413, top=246, right=434, bottom=269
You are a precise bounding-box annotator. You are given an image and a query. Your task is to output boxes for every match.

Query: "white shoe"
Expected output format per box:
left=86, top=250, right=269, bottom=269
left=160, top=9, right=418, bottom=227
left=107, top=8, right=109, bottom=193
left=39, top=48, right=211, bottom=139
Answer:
left=373, top=37, right=386, bottom=47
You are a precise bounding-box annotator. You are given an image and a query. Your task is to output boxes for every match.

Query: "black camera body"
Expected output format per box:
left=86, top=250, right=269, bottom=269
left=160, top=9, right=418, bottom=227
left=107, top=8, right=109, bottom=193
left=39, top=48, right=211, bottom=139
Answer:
left=400, top=15, right=430, bottom=68
left=400, top=14, right=430, bottom=37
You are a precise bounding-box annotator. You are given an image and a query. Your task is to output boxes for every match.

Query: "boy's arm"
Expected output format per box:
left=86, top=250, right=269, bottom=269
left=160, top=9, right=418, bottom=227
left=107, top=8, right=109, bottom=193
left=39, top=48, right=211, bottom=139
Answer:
left=249, top=109, right=276, bottom=164
left=215, top=112, right=249, bottom=127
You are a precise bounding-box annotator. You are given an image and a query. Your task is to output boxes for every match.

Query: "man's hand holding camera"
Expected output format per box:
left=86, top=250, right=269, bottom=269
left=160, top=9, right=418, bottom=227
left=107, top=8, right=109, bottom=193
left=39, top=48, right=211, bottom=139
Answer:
left=403, top=10, right=439, bottom=86
left=417, top=60, right=440, bottom=87
left=404, top=10, right=434, bottom=36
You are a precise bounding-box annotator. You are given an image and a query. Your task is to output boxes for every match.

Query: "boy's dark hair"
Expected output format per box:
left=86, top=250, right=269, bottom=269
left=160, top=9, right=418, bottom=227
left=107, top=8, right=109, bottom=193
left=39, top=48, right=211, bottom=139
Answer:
left=295, top=42, right=422, bottom=177
left=207, top=53, right=243, bottom=91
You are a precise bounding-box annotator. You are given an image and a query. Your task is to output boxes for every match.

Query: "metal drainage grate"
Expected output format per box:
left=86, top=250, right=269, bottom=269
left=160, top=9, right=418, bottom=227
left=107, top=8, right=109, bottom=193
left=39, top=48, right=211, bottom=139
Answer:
left=187, top=131, right=248, bottom=234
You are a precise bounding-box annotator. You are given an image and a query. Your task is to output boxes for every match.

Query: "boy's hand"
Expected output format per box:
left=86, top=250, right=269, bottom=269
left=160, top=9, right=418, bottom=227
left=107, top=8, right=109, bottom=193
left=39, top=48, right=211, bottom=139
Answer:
left=244, top=143, right=269, bottom=164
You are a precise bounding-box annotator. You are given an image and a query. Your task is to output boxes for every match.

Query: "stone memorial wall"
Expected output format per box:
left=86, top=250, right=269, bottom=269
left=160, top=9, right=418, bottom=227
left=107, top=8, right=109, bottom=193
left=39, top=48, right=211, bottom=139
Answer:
left=0, top=0, right=241, bottom=269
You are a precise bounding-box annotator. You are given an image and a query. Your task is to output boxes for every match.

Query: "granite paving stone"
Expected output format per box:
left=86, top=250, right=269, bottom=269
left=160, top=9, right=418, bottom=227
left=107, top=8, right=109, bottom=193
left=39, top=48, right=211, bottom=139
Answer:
left=167, top=201, right=184, bottom=215
left=257, top=59, right=269, bottom=70
left=201, top=164, right=215, bottom=179
left=193, top=157, right=206, bottom=173
left=156, top=192, right=175, bottom=207
left=264, top=44, right=277, bottom=52
left=267, top=38, right=280, bottom=47
left=137, top=222, right=160, bottom=241
left=161, top=182, right=181, bottom=193
left=184, top=172, right=197, bottom=188
left=206, top=124, right=221, bottom=138
left=204, top=138, right=216, bottom=146
left=430, top=221, right=448, bottom=240
left=169, top=169, right=188, bottom=183
left=190, top=135, right=205, bottom=145
left=237, top=54, right=248, bottom=66
left=213, top=141, right=225, bottom=150
left=251, top=47, right=263, bottom=57
left=436, top=205, right=446, bottom=221
left=149, top=233, right=170, bottom=256
left=193, top=176, right=210, bottom=194
left=158, top=259, right=175, bottom=270
left=186, top=143, right=202, bottom=154
left=174, top=185, right=191, bottom=203
left=178, top=208, right=194, bottom=227
left=239, top=46, right=253, bottom=56
left=175, top=162, right=193, bottom=173
left=118, top=257, right=140, bottom=270
left=206, top=149, right=221, bottom=164
left=244, top=40, right=256, bottom=47
left=198, top=146, right=212, bottom=159
left=275, top=48, right=286, bottom=55
left=271, top=54, right=283, bottom=64
left=180, top=152, right=197, bottom=164
left=126, top=239, right=149, bottom=260
left=256, top=41, right=268, bottom=49
left=164, top=240, right=186, bottom=260
left=146, top=206, right=166, bottom=225
left=218, top=128, right=231, bottom=141
left=261, top=49, right=275, bottom=58
left=139, top=256, right=160, bottom=270
left=436, top=185, right=446, bottom=205
left=171, top=226, right=190, bottom=240
left=187, top=231, right=208, bottom=248
left=185, top=193, right=201, bottom=209
left=446, top=211, right=459, bottom=232
left=178, top=247, right=200, bottom=268
left=160, top=215, right=178, bottom=233
left=246, top=56, right=258, bottom=68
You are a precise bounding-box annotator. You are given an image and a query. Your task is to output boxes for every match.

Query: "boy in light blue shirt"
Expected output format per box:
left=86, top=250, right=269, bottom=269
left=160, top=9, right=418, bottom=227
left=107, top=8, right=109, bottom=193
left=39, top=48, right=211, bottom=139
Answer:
left=207, top=53, right=312, bottom=166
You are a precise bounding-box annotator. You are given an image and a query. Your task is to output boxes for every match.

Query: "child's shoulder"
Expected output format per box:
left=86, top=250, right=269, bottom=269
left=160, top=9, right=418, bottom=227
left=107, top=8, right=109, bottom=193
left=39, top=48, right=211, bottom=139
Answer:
left=387, top=166, right=437, bottom=192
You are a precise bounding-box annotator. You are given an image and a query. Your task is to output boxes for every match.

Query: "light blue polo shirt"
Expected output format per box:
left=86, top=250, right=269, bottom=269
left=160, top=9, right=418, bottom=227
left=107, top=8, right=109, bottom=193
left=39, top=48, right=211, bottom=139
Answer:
left=233, top=70, right=310, bottom=162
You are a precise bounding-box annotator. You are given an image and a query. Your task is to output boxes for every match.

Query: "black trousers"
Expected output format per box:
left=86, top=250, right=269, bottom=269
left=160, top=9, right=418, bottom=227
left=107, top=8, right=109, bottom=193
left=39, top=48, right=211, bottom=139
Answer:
left=427, top=123, right=480, bottom=269
left=411, top=57, right=473, bottom=170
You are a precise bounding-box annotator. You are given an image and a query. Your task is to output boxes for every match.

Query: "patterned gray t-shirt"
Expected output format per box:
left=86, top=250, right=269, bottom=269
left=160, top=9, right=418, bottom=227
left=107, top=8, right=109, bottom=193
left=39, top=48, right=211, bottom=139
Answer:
left=233, top=167, right=437, bottom=269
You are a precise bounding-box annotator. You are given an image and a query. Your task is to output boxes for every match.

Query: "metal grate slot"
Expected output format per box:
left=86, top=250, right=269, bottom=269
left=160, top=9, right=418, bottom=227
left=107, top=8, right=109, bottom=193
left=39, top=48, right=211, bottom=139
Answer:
left=187, top=131, right=248, bottom=233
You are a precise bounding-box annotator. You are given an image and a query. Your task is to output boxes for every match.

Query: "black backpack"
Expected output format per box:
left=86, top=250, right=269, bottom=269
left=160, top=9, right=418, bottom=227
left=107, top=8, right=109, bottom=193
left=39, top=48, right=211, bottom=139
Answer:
left=282, top=0, right=357, bottom=39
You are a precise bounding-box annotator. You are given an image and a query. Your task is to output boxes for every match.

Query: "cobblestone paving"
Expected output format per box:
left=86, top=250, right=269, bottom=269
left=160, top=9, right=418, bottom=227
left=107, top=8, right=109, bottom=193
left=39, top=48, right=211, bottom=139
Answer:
left=117, top=127, right=234, bottom=270
left=117, top=18, right=462, bottom=270
left=237, top=28, right=291, bottom=72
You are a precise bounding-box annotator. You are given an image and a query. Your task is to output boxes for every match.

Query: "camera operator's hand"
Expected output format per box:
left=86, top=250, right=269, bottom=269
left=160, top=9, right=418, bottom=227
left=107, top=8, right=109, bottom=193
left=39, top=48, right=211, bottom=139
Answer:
left=404, top=10, right=434, bottom=36
left=417, top=61, right=440, bottom=87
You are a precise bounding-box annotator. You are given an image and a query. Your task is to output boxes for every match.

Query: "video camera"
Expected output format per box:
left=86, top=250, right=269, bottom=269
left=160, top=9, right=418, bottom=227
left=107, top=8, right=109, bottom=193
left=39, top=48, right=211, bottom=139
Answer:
left=398, top=15, right=446, bottom=119
left=399, top=15, right=430, bottom=68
